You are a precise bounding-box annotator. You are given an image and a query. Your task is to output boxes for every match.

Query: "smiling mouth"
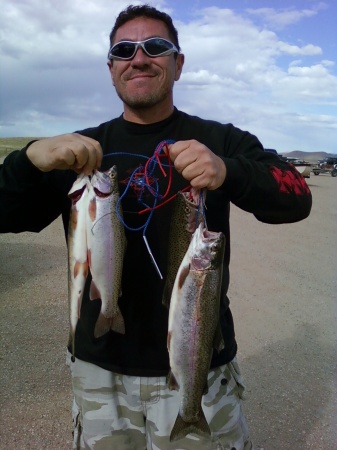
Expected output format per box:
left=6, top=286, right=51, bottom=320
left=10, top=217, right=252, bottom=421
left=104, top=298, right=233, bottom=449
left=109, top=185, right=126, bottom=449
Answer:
left=129, top=74, right=155, bottom=80
left=126, top=70, right=158, bottom=81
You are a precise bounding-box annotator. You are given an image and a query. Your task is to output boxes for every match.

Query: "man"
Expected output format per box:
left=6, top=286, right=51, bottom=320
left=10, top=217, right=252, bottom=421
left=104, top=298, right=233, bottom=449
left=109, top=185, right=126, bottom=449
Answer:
left=0, top=4, right=312, bottom=450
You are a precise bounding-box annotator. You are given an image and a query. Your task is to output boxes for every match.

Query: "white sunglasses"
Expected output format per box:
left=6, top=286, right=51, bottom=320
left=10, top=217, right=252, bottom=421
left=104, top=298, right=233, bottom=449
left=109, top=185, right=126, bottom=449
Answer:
left=108, top=37, right=179, bottom=61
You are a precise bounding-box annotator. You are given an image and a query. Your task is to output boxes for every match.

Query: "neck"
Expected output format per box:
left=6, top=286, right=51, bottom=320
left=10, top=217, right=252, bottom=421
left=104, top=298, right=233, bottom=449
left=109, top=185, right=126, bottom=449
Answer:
left=123, top=102, right=174, bottom=124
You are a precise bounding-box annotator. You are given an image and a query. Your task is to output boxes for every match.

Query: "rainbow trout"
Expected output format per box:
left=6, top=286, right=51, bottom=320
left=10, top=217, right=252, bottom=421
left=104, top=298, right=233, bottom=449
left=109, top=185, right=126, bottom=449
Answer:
left=68, top=174, right=90, bottom=359
left=162, top=188, right=205, bottom=308
left=67, top=166, right=126, bottom=359
left=167, top=223, right=225, bottom=441
left=86, top=166, right=126, bottom=338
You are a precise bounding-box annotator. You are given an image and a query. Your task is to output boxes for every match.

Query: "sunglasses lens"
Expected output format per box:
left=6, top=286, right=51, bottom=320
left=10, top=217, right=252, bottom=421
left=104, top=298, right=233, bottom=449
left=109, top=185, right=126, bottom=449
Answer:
left=144, top=38, right=173, bottom=56
left=109, top=38, right=177, bottom=60
left=110, top=42, right=136, bottom=59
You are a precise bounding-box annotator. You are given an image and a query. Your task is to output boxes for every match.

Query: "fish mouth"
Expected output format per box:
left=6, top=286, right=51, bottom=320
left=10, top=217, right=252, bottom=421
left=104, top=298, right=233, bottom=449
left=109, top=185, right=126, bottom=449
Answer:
left=69, top=184, right=87, bottom=205
left=93, top=187, right=111, bottom=198
left=202, top=228, right=220, bottom=241
left=90, top=168, right=116, bottom=196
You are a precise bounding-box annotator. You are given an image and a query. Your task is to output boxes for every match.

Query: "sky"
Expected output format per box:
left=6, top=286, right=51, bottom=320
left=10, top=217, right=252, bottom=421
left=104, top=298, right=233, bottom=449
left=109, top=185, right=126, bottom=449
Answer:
left=0, top=0, right=336, bottom=154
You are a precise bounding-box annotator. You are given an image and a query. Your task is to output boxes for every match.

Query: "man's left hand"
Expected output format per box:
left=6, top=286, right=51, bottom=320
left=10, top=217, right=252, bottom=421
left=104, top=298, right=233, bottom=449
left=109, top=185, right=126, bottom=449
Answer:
left=167, top=140, right=226, bottom=190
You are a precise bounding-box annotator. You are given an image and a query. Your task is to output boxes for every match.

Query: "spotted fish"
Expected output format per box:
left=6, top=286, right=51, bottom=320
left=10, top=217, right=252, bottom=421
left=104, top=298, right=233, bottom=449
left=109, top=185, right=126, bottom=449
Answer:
left=167, top=223, right=225, bottom=441
left=162, top=188, right=205, bottom=307
left=86, top=166, right=126, bottom=338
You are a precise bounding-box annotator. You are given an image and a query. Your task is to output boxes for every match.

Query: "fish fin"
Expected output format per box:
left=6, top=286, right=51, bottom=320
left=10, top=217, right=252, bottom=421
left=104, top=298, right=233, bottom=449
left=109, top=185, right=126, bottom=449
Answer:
left=89, top=280, right=101, bottom=300
left=167, top=370, right=179, bottom=391
left=178, top=263, right=190, bottom=289
left=170, top=410, right=211, bottom=442
left=110, top=311, right=125, bottom=335
left=213, top=321, right=225, bottom=352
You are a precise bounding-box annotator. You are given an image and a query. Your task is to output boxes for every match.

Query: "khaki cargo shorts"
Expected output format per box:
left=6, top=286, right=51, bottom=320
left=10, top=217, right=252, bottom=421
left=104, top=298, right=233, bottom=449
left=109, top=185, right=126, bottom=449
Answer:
left=66, top=352, right=253, bottom=450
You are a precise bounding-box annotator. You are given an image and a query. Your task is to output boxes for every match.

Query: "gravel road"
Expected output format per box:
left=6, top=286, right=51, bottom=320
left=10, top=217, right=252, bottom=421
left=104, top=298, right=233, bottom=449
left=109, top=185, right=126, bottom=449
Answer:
left=0, top=172, right=336, bottom=450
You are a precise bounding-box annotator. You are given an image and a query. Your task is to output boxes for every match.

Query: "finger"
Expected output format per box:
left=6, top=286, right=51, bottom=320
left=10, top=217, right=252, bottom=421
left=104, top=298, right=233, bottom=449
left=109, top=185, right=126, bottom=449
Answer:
left=166, top=141, right=190, bottom=162
left=174, top=151, right=198, bottom=174
left=70, top=145, right=89, bottom=171
left=78, top=148, right=97, bottom=175
left=180, top=161, right=204, bottom=184
left=75, top=134, right=103, bottom=169
left=69, top=136, right=102, bottom=174
left=189, top=173, right=208, bottom=190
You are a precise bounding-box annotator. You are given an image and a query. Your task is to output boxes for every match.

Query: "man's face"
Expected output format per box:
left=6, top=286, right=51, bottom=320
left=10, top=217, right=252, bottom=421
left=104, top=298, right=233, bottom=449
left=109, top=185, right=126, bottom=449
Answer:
left=108, top=17, right=184, bottom=112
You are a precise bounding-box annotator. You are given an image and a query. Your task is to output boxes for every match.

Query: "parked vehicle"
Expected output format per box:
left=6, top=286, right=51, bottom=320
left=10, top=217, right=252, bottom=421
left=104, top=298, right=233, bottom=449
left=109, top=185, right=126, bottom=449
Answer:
left=312, top=158, right=337, bottom=177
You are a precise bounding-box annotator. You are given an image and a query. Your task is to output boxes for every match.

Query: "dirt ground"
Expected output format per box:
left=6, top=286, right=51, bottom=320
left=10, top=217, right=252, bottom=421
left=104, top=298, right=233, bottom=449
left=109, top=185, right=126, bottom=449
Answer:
left=0, top=171, right=336, bottom=450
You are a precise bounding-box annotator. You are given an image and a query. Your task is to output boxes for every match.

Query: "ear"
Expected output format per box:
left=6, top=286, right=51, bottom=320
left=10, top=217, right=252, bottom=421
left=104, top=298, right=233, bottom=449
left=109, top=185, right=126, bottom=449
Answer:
left=174, top=53, right=184, bottom=81
left=107, top=61, right=115, bottom=86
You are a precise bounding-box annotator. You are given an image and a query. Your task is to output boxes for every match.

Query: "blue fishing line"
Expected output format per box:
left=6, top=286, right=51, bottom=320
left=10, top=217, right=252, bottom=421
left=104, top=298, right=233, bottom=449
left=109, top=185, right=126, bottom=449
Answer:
left=112, top=139, right=176, bottom=228
left=109, top=140, right=176, bottom=279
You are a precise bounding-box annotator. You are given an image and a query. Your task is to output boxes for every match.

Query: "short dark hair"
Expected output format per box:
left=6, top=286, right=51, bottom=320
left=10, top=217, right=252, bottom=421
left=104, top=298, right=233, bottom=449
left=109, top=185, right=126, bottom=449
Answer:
left=109, top=4, right=180, bottom=52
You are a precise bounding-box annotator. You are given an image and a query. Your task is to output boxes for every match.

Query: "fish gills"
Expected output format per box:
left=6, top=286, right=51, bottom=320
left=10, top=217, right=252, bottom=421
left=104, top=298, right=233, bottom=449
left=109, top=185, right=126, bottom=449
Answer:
left=162, top=188, right=205, bottom=308
left=87, top=166, right=126, bottom=338
left=167, top=223, right=225, bottom=442
left=67, top=175, right=90, bottom=358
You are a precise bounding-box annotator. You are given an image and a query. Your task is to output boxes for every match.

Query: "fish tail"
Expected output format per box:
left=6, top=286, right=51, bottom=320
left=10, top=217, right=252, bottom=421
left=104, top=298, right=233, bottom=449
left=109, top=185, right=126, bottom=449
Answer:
left=170, top=410, right=211, bottom=442
left=94, top=310, right=125, bottom=338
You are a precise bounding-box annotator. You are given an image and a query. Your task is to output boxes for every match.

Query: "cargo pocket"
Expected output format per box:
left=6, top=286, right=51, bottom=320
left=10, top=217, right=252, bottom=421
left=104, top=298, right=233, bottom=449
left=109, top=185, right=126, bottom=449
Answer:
left=72, top=398, right=83, bottom=450
left=227, top=358, right=247, bottom=400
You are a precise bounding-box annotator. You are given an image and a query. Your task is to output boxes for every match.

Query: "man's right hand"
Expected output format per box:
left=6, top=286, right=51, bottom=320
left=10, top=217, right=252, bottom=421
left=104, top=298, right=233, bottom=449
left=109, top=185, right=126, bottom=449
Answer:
left=26, top=133, right=103, bottom=175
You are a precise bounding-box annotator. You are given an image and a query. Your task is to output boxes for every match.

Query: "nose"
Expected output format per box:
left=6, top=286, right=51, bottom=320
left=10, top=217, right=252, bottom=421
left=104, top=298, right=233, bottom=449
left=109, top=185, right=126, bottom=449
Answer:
left=131, top=46, right=150, bottom=65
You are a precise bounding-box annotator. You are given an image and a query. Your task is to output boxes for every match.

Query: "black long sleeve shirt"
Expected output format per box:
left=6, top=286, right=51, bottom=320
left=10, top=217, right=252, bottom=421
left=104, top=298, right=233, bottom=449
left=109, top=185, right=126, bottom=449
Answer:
left=0, top=108, right=312, bottom=375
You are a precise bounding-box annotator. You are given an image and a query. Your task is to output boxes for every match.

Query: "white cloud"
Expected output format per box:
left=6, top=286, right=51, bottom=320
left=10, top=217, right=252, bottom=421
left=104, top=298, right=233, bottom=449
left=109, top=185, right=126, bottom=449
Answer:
left=173, top=5, right=337, bottom=152
left=246, top=3, right=327, bottom=30
left=277, top=42, right=322, bottom=56
left=0, top=0, right=336, bottom=153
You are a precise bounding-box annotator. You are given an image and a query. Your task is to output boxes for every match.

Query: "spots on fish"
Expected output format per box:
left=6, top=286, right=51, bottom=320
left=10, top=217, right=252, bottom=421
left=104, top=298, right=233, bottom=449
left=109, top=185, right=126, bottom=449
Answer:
left=88, top=197, right=97, bottom=221
left=178, top=264, right=190, bottom=290
left=162, top=189, right=205, bottom=308
left=110, top=312, right=125, bottom=335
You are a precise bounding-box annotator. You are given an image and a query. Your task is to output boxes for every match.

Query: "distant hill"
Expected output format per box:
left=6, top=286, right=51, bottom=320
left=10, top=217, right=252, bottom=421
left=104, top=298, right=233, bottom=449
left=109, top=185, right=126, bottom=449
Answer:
left=281, top=150, right=337, bottom=162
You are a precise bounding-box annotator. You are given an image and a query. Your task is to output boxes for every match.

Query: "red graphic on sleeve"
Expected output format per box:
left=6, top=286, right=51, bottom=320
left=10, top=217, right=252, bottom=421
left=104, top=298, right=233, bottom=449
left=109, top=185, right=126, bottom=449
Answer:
left=270, top=165, right=311, bottom=196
